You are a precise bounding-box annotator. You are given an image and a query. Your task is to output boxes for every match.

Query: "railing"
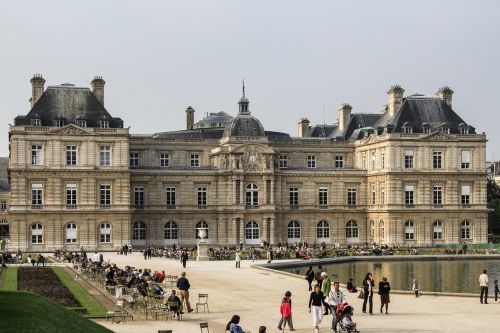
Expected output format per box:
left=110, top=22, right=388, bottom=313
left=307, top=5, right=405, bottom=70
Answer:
left=66, top=205, right=77, bottom=210
left=100, top=205, right=111, bottom=210
left=31, top=205, right=43, bottom=210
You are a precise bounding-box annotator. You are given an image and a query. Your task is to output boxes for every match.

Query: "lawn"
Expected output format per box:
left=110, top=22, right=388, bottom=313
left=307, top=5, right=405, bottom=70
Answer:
left=0, top=267, right=18, bottom=291
left=0, top=291, right=112, bottom=333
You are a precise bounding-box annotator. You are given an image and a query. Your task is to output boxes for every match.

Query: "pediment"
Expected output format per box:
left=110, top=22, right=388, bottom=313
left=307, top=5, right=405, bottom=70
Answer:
left=48, top=124, right=93, bottom=136
left=420, top=131, right=457, bottom=142
left=362, top=134, right=378, bottom=145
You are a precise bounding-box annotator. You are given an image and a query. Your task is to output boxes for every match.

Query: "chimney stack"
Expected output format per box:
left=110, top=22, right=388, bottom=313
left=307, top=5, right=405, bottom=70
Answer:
left=30, top=74, right=45, bottom=107
left=436, top=86, right=454, bottom=108
left=387, top=85, right=405, bottom=117
left=90, top=76, right=106, bottom=105
left=297, top=118, right=310, bottom=137
left=185, top=106, right=195, bottom=130
left=337, top=103, right=352, bottom=132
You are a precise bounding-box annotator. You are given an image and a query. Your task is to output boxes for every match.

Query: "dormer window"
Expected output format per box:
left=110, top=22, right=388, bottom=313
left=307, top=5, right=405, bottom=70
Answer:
left=403, top=126, right=413, bottom=134
left=423, top=127, right=431, bottom=134
left=31, top=118, right=41, bottom=127
left=77, top=119, right=87, bottom=127
left=55, top=119, right=64, bottom=127
left=100, top=120, right=109, bottom=128
left=460, top=127, right=469, bottom=134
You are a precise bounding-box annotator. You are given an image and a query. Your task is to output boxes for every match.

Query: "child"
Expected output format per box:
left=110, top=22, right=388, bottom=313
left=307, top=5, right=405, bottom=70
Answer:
left=341, top=311, right=357, bottom=332
left=278, top=291, right=295, bottom=331
left=412, top=279, right=420, bottom=297
left=495, top=280, right=499, bottom=303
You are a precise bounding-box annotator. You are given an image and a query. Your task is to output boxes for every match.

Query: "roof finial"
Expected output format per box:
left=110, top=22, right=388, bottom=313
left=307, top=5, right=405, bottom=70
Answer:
left=242, top=78, right=245, bottom=96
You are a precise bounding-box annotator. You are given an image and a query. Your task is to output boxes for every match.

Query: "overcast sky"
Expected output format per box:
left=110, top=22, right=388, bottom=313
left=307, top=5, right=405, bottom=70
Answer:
left=1, top=0, right=499, bottom=158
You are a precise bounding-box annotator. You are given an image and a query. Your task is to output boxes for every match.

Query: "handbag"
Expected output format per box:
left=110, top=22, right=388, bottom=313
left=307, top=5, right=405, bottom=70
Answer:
left=357, top=290, right=364, bottom=299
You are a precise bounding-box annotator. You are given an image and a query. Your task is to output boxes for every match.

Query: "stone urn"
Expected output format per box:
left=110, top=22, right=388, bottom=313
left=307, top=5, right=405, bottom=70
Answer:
left=197, top=229, right=209, bottom=261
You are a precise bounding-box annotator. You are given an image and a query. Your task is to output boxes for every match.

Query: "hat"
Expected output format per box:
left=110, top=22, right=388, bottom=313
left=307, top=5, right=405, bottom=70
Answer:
left=321, top=272, right=328, bottom=277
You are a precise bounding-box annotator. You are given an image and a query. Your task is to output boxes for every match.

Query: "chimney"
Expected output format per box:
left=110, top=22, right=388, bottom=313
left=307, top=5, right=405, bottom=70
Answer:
left=30, top=74, right=45, bottom=107
left=185, top=106, right=195, bottom=130
left=90, top=76, right=106, bottom=105
left=387, top=85, right=405, bottom=117
left=337, top=103, right=352, bottom=132
left=436, top=86, right=454, bottom=108
left=297, top=118, right=310, bottom=137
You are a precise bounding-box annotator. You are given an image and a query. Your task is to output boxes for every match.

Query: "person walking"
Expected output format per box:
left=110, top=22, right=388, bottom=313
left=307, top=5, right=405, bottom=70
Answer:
left=378, top=277, right=391, bottom=314
left=362, top=272, right=374, bottom=314
left=315, top=266, right=324, bottom=289
left=412, top=279, right=420, bottom=297
left=308, top=284, right=329, bottom=333
left=176, top=272, right=193, bottom=312
left=182, top=251, right=188, bottom=268
left=327, top=281, right=347, bottom=333
left=305, top=266, right=315, bottom=291
left=321, top=272, right=332, bottom=315
left=278, top=291, right=295, bottom=331
left=479, top=269, right=489, bottom=304
left=235, top=251, right=241, bottom=268
left=494, top=279, right=499, bottom=303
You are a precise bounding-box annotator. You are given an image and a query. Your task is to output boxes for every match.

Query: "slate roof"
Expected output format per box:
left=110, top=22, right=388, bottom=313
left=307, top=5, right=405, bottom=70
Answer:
left=223, top=113, right=266, bottom=137
left=14, top=85, right=123, bottom=128
left=193, top=111, right=234, bottom=129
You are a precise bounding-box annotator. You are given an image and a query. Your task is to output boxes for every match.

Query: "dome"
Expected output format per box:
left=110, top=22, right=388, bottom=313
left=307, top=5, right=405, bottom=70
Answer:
left=193, top=111, right=234, bottom=129
left=223, top=113, right=266, bottom=137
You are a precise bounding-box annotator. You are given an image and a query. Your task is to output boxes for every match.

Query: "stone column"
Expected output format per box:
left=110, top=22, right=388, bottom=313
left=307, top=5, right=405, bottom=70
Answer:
left=270, top=217, right=276, bottom=245
left=262, top=218, right=269, bottom=243
left=239, top=218, right=245, bottom=244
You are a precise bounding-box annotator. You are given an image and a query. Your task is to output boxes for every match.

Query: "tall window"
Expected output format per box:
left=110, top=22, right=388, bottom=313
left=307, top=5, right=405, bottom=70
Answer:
left=245, top=221, right=260, bottom=240
left=55, top=119, right=64, bottom=127
left=129, top=152, right=139, bottom=167
left=461, top=221, right=471, bottom=240
left=370, top=220, right=375, bottom=239
left=66, top=145, right=77, bottom=166
left=31, top=224, right=43, bottom=244
left=317, top=220, right=330, bottom=239
left=380, top=185, right=385, bottom=204
left=100, top=223, right=111, bottom=243
left=287, top=221, right=301, bottom=240
left=31, top=118, right=41, bottom=127
left=405, top=185, right=415, bottom=205
left=190, top=154, right=200, bottom=167
left=100, top=120, right=109, bottom=128
left=335, top=155, right=344, bottom=168
left=371, top=185, right=376, bottom=205
left=362, top=153, right=366, bottom=169
left=379, top=221, right=385, bottom=240
left=66, top=184, right=77, bottom=208
left=164, top=221, right=178, bottom=240
left=245, top=184, right=259, bottom=207
left=404, top=149, right=414, bottom=169
left=197, top=186, right=207, bottom=208
left=0, top=201, right=7, bottom=211
left=31, top=184, right=43, bottom=207
left=132, top=221, right=146, bottom=240
left=279, top=155, right=288, bottom=169
left=100, top=184, right=111, bottom=208
left=433, top=185, right=443, bottom=205
left=31, top=145, right=43, bottom=165
left=66, top=223, right=77, bottom=243
left=347, top=187, right=357, bottom=206
left=371, top=152, right=376, bottom=170
left=319, top=187, right=328, bottom=207
left=134, top=186, right=144, bottom=208
left=166, top=187, right=176, bottom=208
left=196, top=221, right=209, bottom=240
left=433, top=151, right=442, bottom=169
left=461, top=185, right=471, bottom=205
left=289, top=187, right=299, bottom=208
left=433, top=221, right=443, bottom=240
left=423, top=127, right=431, bottom=134
left=346, top=220, right=359, bottom=239
left=160, top=153, right=169, bottom=167
left=77, top=119, right=87, bottom=127
left=403, top=126, right=413, bottom=134
left=381, top=150, right=385, bottom=169
left=405, top=221, right=415, bottom=240
left=461, top=150, right=471, bottom=169
left=307, top=155, right=316, bottom=168
left=460, top=127, right=469, bottom=134
left=99, top=146, right=111, bottom=166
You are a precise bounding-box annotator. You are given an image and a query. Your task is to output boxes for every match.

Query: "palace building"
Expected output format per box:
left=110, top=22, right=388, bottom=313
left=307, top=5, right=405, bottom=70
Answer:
left=2, top=75, right=488, bottom=251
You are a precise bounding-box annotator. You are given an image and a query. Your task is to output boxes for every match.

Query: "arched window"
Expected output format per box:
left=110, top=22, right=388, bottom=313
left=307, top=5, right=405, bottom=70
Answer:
left=370, top=220, right=375, bottom=240
left=433, top=221, right=443, bottom=240
left=164, top=221, right=178, bottom=240
left=461, top=220, right=471, bottom=240
left=317, top=220, right=330, bottom=239
left=287, top=221, right=301, bottom=240
left=100, top=223, right=111, bottom=243
left=245, top=221, right=260, bottom=240
left=132, top=221, right=146, bottom=240
left=345, top=220, right=359, bottom=240
left=245, top=184, right=259, bottom=207
left=196, top=221, right=209, bottom=240
left=31, top=223, right=43, bottom=244
left=405, top=221, right=415, bottom=240
left=66, top=223, right=77, bottom=243
left=379, top=221, right=385, bottom=240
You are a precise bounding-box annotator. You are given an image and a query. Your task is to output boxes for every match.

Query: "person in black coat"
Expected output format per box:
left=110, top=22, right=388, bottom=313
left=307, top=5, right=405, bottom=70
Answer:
left=305, top=266, right=315, bottom=291
left=182, top=251, right=188, bottom=268
left=362, top=272, right=374, bottom=314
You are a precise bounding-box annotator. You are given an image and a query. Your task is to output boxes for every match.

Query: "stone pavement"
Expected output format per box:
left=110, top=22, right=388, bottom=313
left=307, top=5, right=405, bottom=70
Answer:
left=92, top=253, right=499, bottom=333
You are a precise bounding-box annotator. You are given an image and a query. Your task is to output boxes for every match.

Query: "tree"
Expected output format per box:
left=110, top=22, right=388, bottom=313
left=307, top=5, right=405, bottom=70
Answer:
left=487, top=177, right=500, bottom=235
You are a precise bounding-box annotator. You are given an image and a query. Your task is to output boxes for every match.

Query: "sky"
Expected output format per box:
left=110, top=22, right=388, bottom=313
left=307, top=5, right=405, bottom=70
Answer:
left=1, top=0, right=499, bottom=158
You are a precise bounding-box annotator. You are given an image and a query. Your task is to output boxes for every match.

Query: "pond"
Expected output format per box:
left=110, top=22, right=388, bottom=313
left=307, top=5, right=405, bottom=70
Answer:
left=277, top=258, right=500, bottom=294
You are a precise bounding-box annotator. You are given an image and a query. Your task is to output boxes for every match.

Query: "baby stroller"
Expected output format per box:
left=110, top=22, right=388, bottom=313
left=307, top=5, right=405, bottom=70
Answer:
left=338, top=305, right=359, bottom=333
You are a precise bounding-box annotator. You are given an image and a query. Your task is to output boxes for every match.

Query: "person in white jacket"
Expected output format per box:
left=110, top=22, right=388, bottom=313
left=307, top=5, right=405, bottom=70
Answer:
left=328, top=281, right=347, bottom=333
left=235, top=251, right=241, bottom=269
left=479, top=269, right=489, bottom=304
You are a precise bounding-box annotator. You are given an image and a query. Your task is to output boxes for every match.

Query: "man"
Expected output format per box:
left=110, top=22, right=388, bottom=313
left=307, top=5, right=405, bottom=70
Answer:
left=92, top=251, right=99, bottom=265
left=235, top=251, right=241, bottom=269
left=166, top=290, right=182, bottom=319
left=328, top=281, right=347, bottom=333
left=462, top=242, right=468, bottom=255
left=176, top=272, right=193, bottom=312
left=182, top=251, right=188, bottom=268
left=479, top=269, right=489, bottom=304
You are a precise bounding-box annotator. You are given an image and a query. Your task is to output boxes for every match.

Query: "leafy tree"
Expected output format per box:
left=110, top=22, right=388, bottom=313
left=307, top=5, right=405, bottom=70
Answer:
left=487, top=177, right=500, bottom=235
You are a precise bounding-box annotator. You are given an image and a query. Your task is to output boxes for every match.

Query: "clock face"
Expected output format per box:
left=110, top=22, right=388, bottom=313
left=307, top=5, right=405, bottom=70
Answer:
left=249, top=155, right=257, bottom=163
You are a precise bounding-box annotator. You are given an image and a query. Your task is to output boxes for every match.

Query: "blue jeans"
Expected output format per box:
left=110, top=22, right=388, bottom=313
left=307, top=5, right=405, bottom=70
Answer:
left=331, top=305, right=339, bottom=330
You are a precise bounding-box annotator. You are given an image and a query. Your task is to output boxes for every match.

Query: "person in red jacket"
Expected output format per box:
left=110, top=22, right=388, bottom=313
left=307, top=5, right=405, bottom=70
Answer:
left=278, top=291, right=295, bottom=331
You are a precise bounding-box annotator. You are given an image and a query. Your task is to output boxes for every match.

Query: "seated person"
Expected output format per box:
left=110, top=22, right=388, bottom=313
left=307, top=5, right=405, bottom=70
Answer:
left=346, top=278, right=357, bottom=292
left=341, top=312, right=357, bottom=331
left=166, top=290, right=182, bottom=317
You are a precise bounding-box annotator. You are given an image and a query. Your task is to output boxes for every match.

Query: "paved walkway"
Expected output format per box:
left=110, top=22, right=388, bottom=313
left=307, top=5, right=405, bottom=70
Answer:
left=92, top=253, right=498, bottom=333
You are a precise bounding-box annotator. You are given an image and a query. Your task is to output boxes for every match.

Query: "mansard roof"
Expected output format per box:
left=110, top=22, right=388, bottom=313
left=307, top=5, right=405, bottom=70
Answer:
left=14, top=85, right=123, bottom=128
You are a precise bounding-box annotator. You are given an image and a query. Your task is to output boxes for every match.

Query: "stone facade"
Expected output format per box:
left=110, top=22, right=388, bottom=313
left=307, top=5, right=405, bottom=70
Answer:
left=3, top=76, right=489, bottom=251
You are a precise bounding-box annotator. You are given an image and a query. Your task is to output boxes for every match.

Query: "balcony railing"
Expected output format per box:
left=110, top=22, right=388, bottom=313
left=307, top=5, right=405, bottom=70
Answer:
left=100, top=205, right=111, bottom=210
left=66, top=205, right=77, bottom=210
left=31, top=205, right=43, bottom=210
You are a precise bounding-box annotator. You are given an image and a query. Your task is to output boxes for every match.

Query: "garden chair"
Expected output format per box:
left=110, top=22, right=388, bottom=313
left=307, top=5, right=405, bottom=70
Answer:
left=166, top=300, right=182, bottom=320
left=195, top=293, right=209, bottom=313
left=200, top=322, right=209, bottom=333
left=106, top=300, right=126, bottom=324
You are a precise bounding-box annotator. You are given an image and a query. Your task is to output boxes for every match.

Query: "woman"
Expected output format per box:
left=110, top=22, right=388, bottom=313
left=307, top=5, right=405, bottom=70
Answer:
left=308, top=284, right=329, bottom=333
left=378, top=277, right=391, bottom=314
left=362, top=272, right=374, bottom=314
left=412, top=279, right=420, bottom=297
left=305, top=266, right=315, bottom=291
left=225, top=314, right=247, bottom=333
